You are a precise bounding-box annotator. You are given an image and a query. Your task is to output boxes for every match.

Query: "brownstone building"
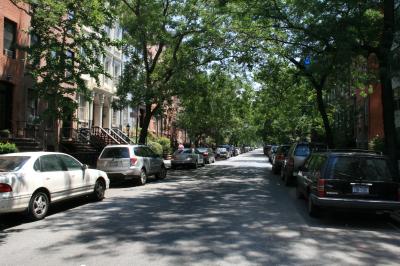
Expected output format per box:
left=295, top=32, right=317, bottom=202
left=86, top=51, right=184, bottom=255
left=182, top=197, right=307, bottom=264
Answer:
left=0, top=1, right=32, bottom=135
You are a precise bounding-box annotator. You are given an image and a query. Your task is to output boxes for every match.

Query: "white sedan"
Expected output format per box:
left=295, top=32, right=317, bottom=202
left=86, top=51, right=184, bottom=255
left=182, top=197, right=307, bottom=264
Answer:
left=0, top=152, right=109, bottom=220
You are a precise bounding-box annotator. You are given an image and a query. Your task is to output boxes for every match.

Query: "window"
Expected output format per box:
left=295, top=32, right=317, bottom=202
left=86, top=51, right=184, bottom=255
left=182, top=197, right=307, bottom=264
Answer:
left=33, top=159, right=41, bottom=172
left=100, top=147, right=130, bottom=159
left=78, top=94, right=88, bottom=122
left=3, top=18, right=17, bottom=58
left=40, top=155, right=65, bottom=172
left=65, top=50, right=74, bottom=77
left=59, top=155, right=82, bottom=171
left=0, top=156, right=30, bottom=172
left=27, top=89, right=39, bottom=123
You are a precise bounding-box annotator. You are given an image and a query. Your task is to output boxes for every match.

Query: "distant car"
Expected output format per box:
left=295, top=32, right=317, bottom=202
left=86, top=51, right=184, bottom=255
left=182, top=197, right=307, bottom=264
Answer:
left=272, top=145, right=291, bottom=174
left=97, top=145, right=167, bottom=186
left=235, top=148, right=241, bottom=156
left=171, top=148, right=205, bottom=169
left=219, top=145, right=234, bottom=157
left=197, top=147, right=216, bottom=164
left=268, top=145, right=278, bottom=162
left=297, top=150, right=400, bottom=218
left=263, top=144, right=271, bottom=155
left=216, top=147, right=230, bottom=159
left=0, top=152, right=109, bottom=220
left=281, top=142, right=327, bottom=186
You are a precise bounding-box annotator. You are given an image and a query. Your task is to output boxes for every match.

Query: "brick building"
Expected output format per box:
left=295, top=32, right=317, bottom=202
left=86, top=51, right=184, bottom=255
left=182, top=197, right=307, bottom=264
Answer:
left=0, top=1, right=31, bottom=135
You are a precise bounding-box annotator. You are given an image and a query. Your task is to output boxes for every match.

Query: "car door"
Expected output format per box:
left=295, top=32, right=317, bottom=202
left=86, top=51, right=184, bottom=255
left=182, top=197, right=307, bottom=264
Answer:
left=298, top=155, right=315, bottom=195
left=144, top=147, right=162, bottom=174
left=135, top=146, right=151, bottom=173
left=57, top=154, right=87, bottom=195
left=38, top=155, right=70, bottom=201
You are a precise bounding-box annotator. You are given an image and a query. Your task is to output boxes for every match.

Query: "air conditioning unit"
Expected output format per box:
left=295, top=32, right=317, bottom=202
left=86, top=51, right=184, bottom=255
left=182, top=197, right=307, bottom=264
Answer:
left=3, top=49, right=15, bottom=58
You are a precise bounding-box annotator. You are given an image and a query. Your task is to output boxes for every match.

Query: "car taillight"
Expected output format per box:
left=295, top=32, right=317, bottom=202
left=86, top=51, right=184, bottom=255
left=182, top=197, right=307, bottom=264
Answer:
left=317, top=177, right=325, bottom=197
left=130, top=157, right=138, bottom=166
left=0, top=183, right=12, bottom=193
left=203, top=152, right=208, bottom=157
left=276, top=154, right=284, bottom=161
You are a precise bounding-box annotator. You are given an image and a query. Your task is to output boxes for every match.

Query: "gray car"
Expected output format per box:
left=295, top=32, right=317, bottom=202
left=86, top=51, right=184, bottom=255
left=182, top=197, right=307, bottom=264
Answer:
left=97, top=145, right=167, bottom=185
left=171, top=148, right=205, bottom=169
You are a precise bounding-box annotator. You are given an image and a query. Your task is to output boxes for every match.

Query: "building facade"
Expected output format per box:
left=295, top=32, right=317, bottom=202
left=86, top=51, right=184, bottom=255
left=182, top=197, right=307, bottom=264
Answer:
left=0, top=1, right=32, bottom=135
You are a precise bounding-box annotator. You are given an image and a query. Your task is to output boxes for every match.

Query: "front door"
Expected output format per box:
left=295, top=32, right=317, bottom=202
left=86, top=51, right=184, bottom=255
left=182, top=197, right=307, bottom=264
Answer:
left=0, top=82, right=12, bottom=130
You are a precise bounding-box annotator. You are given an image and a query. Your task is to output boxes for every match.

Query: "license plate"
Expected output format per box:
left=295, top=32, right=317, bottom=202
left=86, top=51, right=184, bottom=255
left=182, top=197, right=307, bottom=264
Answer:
left=352, top=185, right=369, bottom=194
left=108, top=161, right=119, bottom=167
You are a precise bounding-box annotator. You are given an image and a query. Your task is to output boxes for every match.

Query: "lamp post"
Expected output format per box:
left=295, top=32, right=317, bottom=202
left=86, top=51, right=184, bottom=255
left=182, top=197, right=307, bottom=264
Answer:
left=126, top=123, right=130, bottom=138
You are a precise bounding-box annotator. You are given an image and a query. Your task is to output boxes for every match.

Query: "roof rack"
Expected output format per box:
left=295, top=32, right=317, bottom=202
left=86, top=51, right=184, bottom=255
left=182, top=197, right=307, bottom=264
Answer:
left=327, top=149, right=383, bottom=155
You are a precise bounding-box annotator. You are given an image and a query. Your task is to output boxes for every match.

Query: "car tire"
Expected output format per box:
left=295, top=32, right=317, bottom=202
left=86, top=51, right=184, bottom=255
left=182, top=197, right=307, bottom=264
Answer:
left=93, top=179, right=106, bottom=201
left=308, top=193, right=320, bottom=218
left=156, top=165, right=167, bottom=180
left=193, top=161, right=198, bottom=169
left=138, top=169, right=147, bottom=185
left=28, top=191, right=49, bottom=220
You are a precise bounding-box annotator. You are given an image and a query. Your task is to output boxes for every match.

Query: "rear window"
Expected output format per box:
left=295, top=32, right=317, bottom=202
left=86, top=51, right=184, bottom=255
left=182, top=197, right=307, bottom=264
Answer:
left=330, top=156, right=395, bottom=181
left=197, top=148, right=207, bottom=152
left=294, top=145, right=310, bottom=156
left=100, top=147, right=130, bottom=159
left=0, top=156, right=30, bottom=172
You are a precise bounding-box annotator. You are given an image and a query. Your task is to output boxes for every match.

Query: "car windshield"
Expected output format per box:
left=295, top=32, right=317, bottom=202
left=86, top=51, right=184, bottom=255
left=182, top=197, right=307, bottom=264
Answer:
left=0, top=156, right=30, bottom=172
left=197, top=148, right=208, bottom=152
left=295, top=144, right=310, bottom=156
left=100, top=147, right=130, bottom=159
left=330, top=156, right=395, bottom=181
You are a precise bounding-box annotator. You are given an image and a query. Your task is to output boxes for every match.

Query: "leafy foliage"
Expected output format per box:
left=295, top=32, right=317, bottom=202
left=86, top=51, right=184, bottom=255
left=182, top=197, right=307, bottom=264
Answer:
left=0, top=143, right=19, bottom=154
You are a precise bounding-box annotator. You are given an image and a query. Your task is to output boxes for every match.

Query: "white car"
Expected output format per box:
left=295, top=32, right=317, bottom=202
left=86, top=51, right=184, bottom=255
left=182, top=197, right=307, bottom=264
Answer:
left=0, top=152, right=109, bottom=220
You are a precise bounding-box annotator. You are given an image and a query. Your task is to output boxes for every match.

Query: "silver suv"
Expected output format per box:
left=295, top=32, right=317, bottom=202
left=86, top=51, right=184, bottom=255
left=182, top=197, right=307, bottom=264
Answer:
left=97, top=145, right=167, bottom=185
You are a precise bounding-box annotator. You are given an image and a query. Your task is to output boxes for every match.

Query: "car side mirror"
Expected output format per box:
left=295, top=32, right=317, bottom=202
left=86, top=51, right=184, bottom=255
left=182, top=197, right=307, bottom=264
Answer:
left=82, top=164, right=89, bottom=170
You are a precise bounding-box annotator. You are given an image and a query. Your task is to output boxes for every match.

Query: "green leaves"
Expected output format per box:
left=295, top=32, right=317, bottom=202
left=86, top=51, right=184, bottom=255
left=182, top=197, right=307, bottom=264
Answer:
left=24, top=0, right=117, bottom=122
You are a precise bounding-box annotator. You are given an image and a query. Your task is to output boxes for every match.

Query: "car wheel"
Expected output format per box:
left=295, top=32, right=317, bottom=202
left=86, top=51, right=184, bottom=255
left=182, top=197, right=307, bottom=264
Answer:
left=156, top=165, right=167, bottom=179
left=28, top=191, right=49, bottom=220
left=193, top=161, right=198, bottom=169
left=308, top=193, right=320, bottom=218
left=93, top=179, right=106, bottom=201
left=138, top=169, right=147, bottom=185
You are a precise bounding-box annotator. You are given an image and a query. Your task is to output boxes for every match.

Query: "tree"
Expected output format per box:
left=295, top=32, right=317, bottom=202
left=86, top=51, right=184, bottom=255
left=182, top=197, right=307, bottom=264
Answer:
left=12, top=0, right=116, bottom=149
left=116, top=0, right=232, bottom=144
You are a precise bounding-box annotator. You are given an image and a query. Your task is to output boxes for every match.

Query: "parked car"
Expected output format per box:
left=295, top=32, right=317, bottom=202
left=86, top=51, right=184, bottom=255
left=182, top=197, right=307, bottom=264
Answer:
left=171, top=148, right=205, bottom=169
left=197, top=147, right=216, bottom=164
left=268, top=145, right=278, bottom=162
left=216, top=147, right=230, bottom=159
left=296, top=150, right=400, bottom=218
left=219, top=145, right=234, bottom=157
left=0, top=152, right=109, bottom=220
left=271, top=144, right=291, bottom=174
left=263, top=144, right=271, bottom=155
left=97, top=145, right=167, bottom=186
left=281, top=142, right=327, bottom=186
left=235, top=148, right=241, bottom=156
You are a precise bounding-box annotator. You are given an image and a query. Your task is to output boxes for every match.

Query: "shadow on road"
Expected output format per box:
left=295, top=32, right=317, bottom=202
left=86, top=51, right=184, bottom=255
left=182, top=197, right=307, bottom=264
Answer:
left=1, top=150, right=400, bottom=265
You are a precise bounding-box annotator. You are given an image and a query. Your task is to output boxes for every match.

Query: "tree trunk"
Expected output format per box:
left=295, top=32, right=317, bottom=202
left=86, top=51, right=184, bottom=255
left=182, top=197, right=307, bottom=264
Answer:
left=138, top=104, right=153, bottom=144
left=378, top=0, right=398, bottom=176
left=315, top=86, right=334, bottom=148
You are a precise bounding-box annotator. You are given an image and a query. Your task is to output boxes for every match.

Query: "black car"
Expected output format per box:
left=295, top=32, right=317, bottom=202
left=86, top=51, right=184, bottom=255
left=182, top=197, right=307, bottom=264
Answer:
left=296, top=150, right=400, bottom=217
left=271, top=144, right=291, bottom=174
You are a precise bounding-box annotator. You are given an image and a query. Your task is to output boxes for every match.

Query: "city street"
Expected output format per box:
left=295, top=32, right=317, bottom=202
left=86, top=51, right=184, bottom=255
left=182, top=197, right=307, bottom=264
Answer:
left=1, top=149, right=400, bottom=265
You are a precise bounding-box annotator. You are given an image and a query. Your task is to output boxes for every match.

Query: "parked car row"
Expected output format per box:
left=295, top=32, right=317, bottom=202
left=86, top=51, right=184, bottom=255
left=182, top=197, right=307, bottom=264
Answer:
left=266, top=142, right=400, bottom=218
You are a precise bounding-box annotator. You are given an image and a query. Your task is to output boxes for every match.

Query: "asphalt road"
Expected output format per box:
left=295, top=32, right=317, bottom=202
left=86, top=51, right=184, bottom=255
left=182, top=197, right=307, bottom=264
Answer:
left=1, top=149, right=400, bottom=265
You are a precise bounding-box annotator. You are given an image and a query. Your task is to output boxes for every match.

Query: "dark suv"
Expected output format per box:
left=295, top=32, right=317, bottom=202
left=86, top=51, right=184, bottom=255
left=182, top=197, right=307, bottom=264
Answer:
left=296, top=151, right=400, bottom=217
